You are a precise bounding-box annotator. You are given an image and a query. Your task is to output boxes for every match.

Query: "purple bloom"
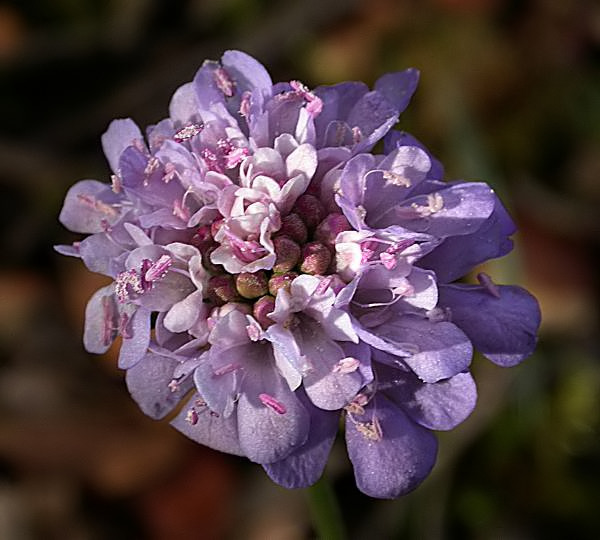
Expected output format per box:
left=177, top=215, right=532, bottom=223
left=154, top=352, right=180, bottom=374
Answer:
left=57, top=50, right=541, bottom=499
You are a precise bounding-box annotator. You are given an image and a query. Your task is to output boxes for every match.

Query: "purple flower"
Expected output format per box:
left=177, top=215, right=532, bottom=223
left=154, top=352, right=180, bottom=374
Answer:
left=57, top=50, right=540, bottom=499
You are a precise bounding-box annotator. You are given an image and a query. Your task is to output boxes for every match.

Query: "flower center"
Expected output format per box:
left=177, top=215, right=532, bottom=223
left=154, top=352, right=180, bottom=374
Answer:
left=195, top=192, right=351, bottom=330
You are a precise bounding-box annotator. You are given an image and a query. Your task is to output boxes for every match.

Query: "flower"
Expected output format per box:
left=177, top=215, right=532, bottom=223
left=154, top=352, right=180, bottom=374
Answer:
left=57, top=50, right=541, bottom=499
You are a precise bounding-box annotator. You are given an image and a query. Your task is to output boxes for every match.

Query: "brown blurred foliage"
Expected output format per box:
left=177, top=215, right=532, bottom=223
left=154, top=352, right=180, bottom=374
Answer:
left=1, top=0, right=599, bottom=538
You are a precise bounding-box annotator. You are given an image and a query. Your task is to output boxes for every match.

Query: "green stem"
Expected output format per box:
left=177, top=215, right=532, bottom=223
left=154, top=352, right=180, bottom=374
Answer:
left=305, top=476, right=346, bottom=540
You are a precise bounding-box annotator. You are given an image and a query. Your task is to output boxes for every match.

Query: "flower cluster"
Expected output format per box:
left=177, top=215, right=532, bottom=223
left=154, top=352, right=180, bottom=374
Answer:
left=57, top=51, right=540, bottom=498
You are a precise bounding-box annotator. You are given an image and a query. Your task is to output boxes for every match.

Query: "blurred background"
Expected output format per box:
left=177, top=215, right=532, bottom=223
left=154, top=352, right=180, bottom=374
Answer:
left=1, top=0, right=599, bottom=538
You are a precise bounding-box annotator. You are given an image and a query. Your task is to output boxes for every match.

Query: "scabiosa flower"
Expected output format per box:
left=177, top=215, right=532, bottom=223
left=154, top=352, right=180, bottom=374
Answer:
left=57, top=50, right=540, bottom=499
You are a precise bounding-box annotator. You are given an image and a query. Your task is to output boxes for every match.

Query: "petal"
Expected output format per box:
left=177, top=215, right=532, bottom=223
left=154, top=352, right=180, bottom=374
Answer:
left=125, top=351, right=194, bottom=419
left=439, top=283, right=541, bottom=367
left=314, top=81, right=369, bottom=147
left=362, top=146, right=432, bottom=224
left=296, top=321, right=363, bottom=410
left=266, top=324, right=303, bottom=388
left=347, top=91, right=399, bottom=152
left=53, top=244, right=80, bottom=258
left=237, top=356, right=310, bottom=463
left=83, top=285, right=117, bottom=354
left=208, top=309, right=251, bottom=350
left=401, top=267, right=438, bottom=311
left=345, top=394, right=438, bottom=499
left=101, top=118, right=143, bottom=173
left=169, top=82, right=200, bottom=126
left=222, top=50, right=273, bottom=98
left=193, top=347, right=242, bottom=417
left=125, top=245, right=195, bottom=311
left=418, top=196, right=516, bottom=283
left=368, top=315, right=472, bottom=383
left=59, top=180, right=122, bottom=234
left=171, top=392, right=245, bottom=456
left=277, top=173, right=311, bottom=215
left=263, top=394, right=339, bottom=488
left=374, top=69, right=420, bottom=115
left=249, top=147, right=285, bottom=180
left=382, top=365, right=478, bottom=431
left=118, top=307, right=151, bottom=369
left=338, top=153, right=377, bottom=229
left=124, top=223, right=153, bottom=246
left=383, top=131, right=444, bottom=181
left=373, top=182, right=496, bottom=235
left=79, top=232, right=127, bottom=277
left=340, top=339, right=374, bottom=386
left=163, top=290, right=204, bottom=333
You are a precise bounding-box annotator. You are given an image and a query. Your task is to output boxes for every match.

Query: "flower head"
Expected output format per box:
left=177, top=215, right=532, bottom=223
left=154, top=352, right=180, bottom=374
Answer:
left=57, top=50, right=540, bottom=498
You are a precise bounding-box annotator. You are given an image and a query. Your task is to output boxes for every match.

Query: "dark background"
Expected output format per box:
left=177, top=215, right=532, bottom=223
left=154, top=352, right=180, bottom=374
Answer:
left=1, top=0, right=599, bottom=538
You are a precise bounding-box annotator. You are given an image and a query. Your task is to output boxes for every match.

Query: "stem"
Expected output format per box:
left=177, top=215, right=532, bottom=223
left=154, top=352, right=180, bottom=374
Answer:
left=305, top=476, right=346, bottom=540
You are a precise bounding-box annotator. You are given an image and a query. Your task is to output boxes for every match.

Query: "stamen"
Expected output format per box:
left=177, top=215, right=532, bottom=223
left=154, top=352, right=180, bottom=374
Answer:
left=332, top=357, right=360, bottom=374
left=289, top=80, right=322, bottom=117
left=412, top=192, right=444, bottom=217
left=186, top=408, right=199, bottom=425
left=386, top=239, right=414, bottom=255
left=76, top=194, right=118, bottom=218
left=144, top=254, right=172, bottom=283
left=352, top=126, right=362, bottom=144
left=306, top=96, right=323, bottom=117
left=201, top=148, right=224, bottom=173
left=115, top=270, right=143, bottom=303
left=360, top=241, right=376, bottom=263
left=224, top=230, right=267, bottom=263
left=101, top=296, right=116, bottom=346
left=245, top=319, right=263, bottom=341
left=477, top=272, right=501, bottom=298
left=258, top=393, right=287, bottom=415
left=383, top=170, right=411, bottom=187
left=214, top=66, right=235, bottom=97
left=379, top=251, right=397, bottom=270
left=224, top=146, right=249, bottom=169
left=289, top=79, right=309, bottom=94
left=212, top=363, right=242, bottom=377
left=173, top=199, right=190, bottom=221
left=173, top=123, right=203, bottom=143
left=355, top=417, right=383, bottom=442
left=239, top=91, right=251, bottom=117
left=143, top=156, right=160, bottom=180
left=344, top=393, right=368, bottom=415
left=132, top=138, right=147, bottom=154
left=426, top=307, right=450, bottom=323
left=111, top=174, right=122, bottom=193
left=162, top=162, right=178, bottom=183
left=119, top=312, right=132, bottom=339
left=428, top=192, right=444, bottom=212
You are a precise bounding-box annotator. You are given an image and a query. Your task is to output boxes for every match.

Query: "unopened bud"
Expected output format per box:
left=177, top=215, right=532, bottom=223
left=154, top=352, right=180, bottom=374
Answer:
left=314, top=213, right=351, bottom=248
left=253, top=295, right=276, bottom=329
left=208, top=275, right=240, bottom=305
left=292, top=194, right=325, bottom=231
left=273, top=236, right=301, bottom=273
left=300, top=242, right=332, bottom=275
left=277, top=213, right=308, bottom=244
left=268, top=272, right=298, bottom=296
left=236, top=271, right=269, bottom=299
